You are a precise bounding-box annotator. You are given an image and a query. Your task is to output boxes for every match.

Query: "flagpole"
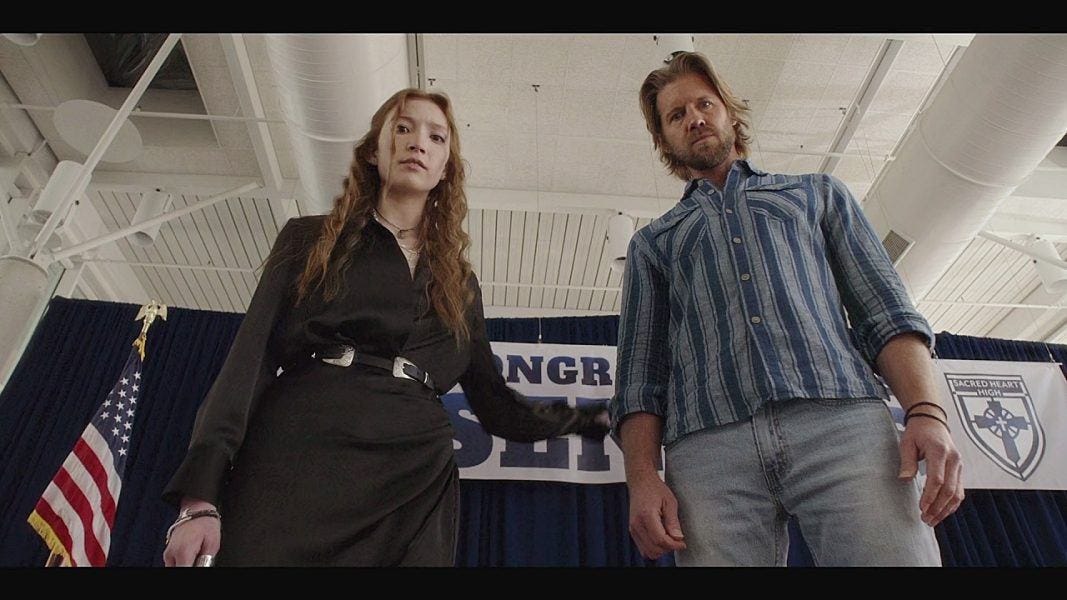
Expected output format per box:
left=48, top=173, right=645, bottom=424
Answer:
left=29, top=304, right=158, bottom=567
left=132, top=301, right=168, bottom=361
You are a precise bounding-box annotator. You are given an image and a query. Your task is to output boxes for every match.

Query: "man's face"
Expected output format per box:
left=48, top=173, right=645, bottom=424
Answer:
left=656, top=73, right=736, bottom=176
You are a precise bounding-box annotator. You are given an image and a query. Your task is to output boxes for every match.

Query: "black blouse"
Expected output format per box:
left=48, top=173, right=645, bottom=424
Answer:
left=164, top=216, right=604, bottom=506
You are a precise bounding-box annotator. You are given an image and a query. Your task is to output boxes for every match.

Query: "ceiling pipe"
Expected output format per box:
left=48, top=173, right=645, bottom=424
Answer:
left=861, top=35, right=1067, bottom=300
left=264, top=34, right=411, bottom=215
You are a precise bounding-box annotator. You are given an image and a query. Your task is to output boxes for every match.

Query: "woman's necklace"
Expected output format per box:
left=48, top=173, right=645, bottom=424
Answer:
left=373, top=208, right=418, bottom=240
left=373, top=209, right=421, bottom=275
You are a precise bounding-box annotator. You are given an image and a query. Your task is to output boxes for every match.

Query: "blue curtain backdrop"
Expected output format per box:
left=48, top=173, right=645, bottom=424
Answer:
left=0, top=298, right=1064, bottom=566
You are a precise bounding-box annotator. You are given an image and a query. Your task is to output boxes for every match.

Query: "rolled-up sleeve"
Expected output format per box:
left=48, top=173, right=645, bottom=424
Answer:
left=611, top=236, right=670, bottom=439
left=820, top=174, right=934, bottom=365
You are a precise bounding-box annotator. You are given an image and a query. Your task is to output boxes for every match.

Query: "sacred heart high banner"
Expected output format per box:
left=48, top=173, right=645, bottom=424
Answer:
left=935, top=359, right=1067, bottom=490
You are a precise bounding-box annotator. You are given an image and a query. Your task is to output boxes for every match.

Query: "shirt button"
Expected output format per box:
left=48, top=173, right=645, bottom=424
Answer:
left=732, top=237, right=742, bottom=244
left=750, top=316, right=762, bottom=324
left=740, top=273, right=751, bottom=281
left=725, top=208, right=734, bottom=214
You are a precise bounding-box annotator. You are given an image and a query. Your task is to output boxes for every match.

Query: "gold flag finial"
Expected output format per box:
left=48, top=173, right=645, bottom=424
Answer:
left=132, top=300, right=168, bottom=360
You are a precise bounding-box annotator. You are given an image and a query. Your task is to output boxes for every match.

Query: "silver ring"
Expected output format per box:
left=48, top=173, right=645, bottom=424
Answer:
left=194, top=554, right=215, bottom=567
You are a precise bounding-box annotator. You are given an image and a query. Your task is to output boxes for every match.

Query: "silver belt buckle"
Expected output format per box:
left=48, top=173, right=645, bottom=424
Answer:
left=320, top=345, right=355, bottom=367
left=393, top=356, right=417, bottom=381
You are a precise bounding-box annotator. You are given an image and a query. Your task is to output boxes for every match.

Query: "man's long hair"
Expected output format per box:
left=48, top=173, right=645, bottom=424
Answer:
left=639, top=51, right=753, bottom=180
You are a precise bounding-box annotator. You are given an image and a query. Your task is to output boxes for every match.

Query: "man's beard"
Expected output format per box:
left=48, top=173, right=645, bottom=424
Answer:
left=674, top=125, right=735, bottom=173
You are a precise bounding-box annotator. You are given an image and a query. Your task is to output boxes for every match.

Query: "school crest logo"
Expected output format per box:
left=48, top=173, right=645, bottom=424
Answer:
left=945, top=374, right=1045, bottom=481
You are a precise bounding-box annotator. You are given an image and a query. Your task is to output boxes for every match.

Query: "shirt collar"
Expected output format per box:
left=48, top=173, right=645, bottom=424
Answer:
left=681, top=158, right=767, bottom=199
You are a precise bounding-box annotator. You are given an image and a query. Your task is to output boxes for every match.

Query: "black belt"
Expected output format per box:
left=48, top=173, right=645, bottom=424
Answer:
left=288, top=344, right=436, bottom=391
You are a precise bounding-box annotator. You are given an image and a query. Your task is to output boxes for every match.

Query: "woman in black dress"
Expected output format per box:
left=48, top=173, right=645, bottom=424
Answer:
left=161, top=88, right=608, bottom=567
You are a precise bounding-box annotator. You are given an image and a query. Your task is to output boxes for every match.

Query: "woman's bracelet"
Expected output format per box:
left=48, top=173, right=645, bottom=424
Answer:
left=164, top=508, right=221, bottom=546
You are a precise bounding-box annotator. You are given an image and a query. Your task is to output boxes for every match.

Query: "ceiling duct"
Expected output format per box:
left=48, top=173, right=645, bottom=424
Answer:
left=264, top=34, right=410, bottom=214
left=862, top=35, right=1067, bottom=300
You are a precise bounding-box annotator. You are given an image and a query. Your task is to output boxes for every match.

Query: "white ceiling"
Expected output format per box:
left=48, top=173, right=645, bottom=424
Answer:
left=2, top=33, right=1067, bottom=343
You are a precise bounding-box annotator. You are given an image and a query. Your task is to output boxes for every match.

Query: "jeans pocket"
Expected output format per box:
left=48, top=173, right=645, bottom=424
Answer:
left=808, top=397, right=885, bottom=408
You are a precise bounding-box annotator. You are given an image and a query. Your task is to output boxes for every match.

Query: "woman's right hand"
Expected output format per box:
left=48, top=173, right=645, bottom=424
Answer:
left=574, top=404, right=611, bottom=440
left=162, top=497, right=221, bottom=567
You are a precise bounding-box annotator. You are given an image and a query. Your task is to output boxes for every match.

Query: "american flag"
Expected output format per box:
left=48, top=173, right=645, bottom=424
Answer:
left=27, top=349, right=143, bottom=567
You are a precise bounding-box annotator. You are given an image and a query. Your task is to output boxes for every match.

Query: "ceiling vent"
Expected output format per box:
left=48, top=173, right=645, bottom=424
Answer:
left=882, top=229, right=914, bottom=265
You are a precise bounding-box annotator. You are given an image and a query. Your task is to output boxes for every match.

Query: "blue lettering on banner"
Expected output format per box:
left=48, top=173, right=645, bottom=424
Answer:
left=443, top=392, right=618, bottom=472
left=506, top=355, right=543, bottom=384
left=499, top=396, right=570, bottom=469
left=492, top=354, right=615, bottom=386
left=576, top=397, right=610, bottom=471
left=580, top=357, right=612, bottom=386
left=441, top=392, right=493, bottom=468
left=547, top=357, right=577, bottom=385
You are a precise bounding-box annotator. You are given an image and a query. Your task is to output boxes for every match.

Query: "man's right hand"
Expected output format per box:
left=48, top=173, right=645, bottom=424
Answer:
left=628, top=473, right=686, bottom=560
left=162, top=498, right=221, bottom=567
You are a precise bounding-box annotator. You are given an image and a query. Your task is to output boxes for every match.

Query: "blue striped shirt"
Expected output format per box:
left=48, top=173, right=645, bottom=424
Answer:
left=611, top=159, right=933, bottom=446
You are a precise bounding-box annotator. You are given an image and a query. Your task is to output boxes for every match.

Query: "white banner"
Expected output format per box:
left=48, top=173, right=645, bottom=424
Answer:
left=449, top=343, right=1067, bottom=489
left=928, top=359, right=1066, bottom=490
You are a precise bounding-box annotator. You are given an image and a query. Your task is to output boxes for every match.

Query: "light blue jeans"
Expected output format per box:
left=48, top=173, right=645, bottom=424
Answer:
left=665, top=398, right=942, bottom=566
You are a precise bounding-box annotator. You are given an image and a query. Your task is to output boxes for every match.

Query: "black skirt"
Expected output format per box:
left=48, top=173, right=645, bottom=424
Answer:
left=215, top=361, right=458, bottom=566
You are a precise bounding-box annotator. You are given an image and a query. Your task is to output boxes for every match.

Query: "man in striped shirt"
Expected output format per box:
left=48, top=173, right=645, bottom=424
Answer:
left=611, top=51, right=963, bottom=566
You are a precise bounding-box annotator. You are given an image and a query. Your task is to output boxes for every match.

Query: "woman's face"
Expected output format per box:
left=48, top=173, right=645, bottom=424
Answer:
left=371, top=98, right=451, bottom=197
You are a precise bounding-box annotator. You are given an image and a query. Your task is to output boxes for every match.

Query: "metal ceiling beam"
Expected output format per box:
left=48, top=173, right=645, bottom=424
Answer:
left=818, top=38, right=902, bottom=175
left=29, top=34, right=183, bottom=258
left=40, top=181, right=261, bottom=263
left=219, top=34, right=284, bottom=192
left=986, top=212, right=1067, bottom=241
